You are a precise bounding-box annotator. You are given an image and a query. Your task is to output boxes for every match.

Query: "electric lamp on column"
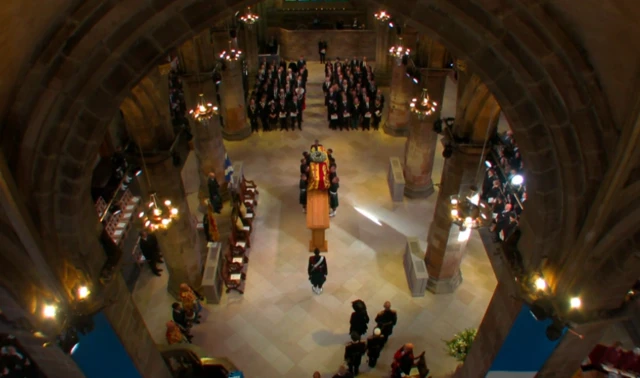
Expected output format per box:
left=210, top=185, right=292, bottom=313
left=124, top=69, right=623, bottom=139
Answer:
left=189, top=93, right=218, bottom=123
left=409, top=88, right=438, bottom=121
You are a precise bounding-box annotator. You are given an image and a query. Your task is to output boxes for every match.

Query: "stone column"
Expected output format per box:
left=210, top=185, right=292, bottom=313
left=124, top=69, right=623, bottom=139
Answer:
left=383, top=62, right=414, bottom=136
left=374, top=22, right=391, bottom=85
left=139, top=154, right=201, bottom=296
left=424, top=145, right=483, bottom=293
left=220, top=60, right=251, bottom=140
left=241, top=24, right=260, bottom=78
left=403, top=70, right=447, bottom=198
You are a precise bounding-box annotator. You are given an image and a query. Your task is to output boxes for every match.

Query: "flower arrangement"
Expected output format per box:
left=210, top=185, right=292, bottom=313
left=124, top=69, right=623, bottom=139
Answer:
left=444, top=328, right=477, bottom=362
left=310, top=150, right=327, bottom=163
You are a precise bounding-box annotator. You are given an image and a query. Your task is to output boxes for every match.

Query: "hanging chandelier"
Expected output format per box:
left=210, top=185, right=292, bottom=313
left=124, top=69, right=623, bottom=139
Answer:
left=389, top=37, right=410, bottom=65
left=220, top=44, right=243, bottom=62
left=138, top=193, right=179, bottom=232
left=410, top=88, right=438, bottom=120
left=374, top=11, right=391, bottom=23
left=189, top=93, right=218, bottom=122
left=449, top=189, right=492, bottom=231
left=239, top=7, right=259, bottom=26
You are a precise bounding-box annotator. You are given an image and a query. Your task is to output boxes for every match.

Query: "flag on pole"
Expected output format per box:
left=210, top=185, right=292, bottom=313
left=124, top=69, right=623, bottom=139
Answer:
left=224, top=153, right=234, bottom=182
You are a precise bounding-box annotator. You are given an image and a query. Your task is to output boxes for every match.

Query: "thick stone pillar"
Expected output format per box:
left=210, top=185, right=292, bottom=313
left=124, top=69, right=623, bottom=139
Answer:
left=241, top=25, right=260, bottom=78
left=383, top=62, right=414, bottom=136
left=374, top=22, right=391, bottom=85
left=403, top=71, right=447, bottom=198
left=139, top=155, right=201, bottom=296
left=220, top=61, right=251, bottom=140
left=424, top=145, right=483, bottom=293
left=183, top=78, right=227, bottom=191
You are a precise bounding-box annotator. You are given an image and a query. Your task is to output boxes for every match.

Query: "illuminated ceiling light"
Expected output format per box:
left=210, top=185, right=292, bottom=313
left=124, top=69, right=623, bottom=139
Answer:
left=374, top=11, right=391, bottom=23
left=189, top=94, right=218, bottom=123
left=409, top=88, right=438, bottom=120
left=239, top=7, right=259, bottom=27
left=220, top=41, right=243, bottom=62
left=389, top=37, right=410, bottom=65
left=43, top=304, right=57, bottom=319
left=570, top=297, right=581, bottom=309
left=354, top=207, right=383, bottom=226
left=139, top=193, right=179, bottom=232
left=511, top=174, right=524, bottom=186
left=77, top=286, right=91, bottom=300
left=449, top=190, right=492, bottom=230
left=534, top=277, right=547, bottom=291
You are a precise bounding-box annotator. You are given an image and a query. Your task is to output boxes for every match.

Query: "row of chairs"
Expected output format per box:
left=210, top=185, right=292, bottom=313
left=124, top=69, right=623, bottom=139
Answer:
left=223, top=176, right=259, bottom=294
left=101, top=190, right=141, bottom=247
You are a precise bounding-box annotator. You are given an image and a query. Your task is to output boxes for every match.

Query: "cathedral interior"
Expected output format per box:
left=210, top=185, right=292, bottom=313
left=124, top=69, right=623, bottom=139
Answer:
left=1, top=0, right=640, bottom=377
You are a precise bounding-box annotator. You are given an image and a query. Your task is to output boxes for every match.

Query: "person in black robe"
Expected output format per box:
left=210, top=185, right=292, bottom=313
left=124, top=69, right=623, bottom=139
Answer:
left=344, top=332, right=367, bottom=376
left=308, top=248, right=327, bottom=294
left=372, top=98, right=383, bottom=131
left=329, top=100, right=339, bottom=130
left=207, top=172, right=222, bottom=214
left=349, top=299, right=369, bottom=337
left=366, top=328, right=385, bottom=368
left=300, top=173, right=308, bottom=213
left=139, top=231, right=163, bottom=276
left=247, top=97, right=259, bottom=133
left=375, top=301, right=398, bottom=346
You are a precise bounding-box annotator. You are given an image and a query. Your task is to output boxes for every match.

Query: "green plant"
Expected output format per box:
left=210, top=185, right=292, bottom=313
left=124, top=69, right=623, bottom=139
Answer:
left=444, top=328, right=477, bottom=362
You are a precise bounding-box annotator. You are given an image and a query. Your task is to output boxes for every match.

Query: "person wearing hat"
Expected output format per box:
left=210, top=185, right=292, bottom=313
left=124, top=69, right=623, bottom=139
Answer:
left=344, top=332, right=366, bottom=376
left=349, top=300, right=370, bottom=338
left=366, top=328, right=385, bottom=368
left=308, top=248, right=328, bottom=294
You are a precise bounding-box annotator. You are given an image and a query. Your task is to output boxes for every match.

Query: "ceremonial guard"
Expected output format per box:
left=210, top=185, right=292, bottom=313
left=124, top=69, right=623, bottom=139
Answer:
left=329, top=176, right=339, bottom=217
left=308, top=248, right=328, bottom=294
left=300, top=173, right=308, bottom=213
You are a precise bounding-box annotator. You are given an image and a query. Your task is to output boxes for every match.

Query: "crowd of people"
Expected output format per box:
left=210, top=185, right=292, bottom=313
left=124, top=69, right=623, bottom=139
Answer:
left=247, top=56, right=309, bottom=132
left=322, top=57, right=384, bottom=131
left=165, top=284, right=204, bottom=345
left=483, top=129, right=527, bottom=242
left=307, top=300, right=427, bottom=377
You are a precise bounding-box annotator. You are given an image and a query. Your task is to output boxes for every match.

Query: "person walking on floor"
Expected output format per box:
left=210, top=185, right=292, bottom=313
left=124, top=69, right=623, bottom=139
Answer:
left=308, top=248, right=327, bottom=294
left=366, top=328, right=385, bottom=368
left=349, top=300, right=370, bottom=338
left=139, top=231, right=163, bottom=276
left=344, top=332, right=367, bottom=376
left=375, top=301, right=398, bottom=346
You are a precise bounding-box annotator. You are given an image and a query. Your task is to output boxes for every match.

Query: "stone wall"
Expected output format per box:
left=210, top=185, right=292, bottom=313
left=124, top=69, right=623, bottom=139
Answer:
left=268, top=27, right=376, bottom=61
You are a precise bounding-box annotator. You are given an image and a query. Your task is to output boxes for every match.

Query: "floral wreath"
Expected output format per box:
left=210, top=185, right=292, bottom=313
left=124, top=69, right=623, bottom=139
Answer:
left=310, top=150, right=327, bottom=163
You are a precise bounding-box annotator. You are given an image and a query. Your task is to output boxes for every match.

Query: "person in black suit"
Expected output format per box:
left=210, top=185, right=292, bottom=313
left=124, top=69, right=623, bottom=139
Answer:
left=268, top=101, right=278, bottom=131
left=258, top=95, right=269, bottom=131
left=291, top=94, right=303, bottom=130
left=366, top=328, right=385, bottom=368
left=139, top=231, right=163, bottom=276
left=328, top=100, right=339, bottom=130
left=344, top=332, right=367, bottom=376
left=297, top=55, right=306, bottom=72
left=361, top=96, right=372, bottom=130
left=277, top=98, right=289, bottom=131
left=351, top=98, right=361, bottom=130
left=308, top=248, right=327, bottom=294
left=247, top=97, right=259, bottom=133
left=372, top=98, right=383, bottom=131
left=339, top=94, right=351, bottom=131
left=318, top=41, right=327, bottom=63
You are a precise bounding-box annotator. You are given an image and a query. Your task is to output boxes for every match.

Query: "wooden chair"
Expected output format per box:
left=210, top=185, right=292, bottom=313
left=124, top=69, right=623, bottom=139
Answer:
left=228, top=234, right=248, bottom=253
left=237, top=201, right=255, bottom=227
left=232, top=214, right=252, bottom=248
left=238, top=190, right=257, bottom=208
left=242, top=175, right=258, bottom=191
left=228, top=242, right=249, bottom=263
left=222, top=261, right=246, bottom=294
left=240, top=180, right=258, bottom=197
left=225, top=248, right=248, bottom=273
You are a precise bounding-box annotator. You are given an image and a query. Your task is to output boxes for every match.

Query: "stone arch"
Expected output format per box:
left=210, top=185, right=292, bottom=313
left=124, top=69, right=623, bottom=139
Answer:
left=0, top=0, right=615, bottom=280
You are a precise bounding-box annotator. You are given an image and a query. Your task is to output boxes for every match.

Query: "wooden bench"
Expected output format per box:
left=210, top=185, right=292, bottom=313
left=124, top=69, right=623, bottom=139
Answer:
left=388, top=157, right=405, bottom=202
left=306, top=190, right=330, bottom=252
left=403, top=237, right=428, bottom=297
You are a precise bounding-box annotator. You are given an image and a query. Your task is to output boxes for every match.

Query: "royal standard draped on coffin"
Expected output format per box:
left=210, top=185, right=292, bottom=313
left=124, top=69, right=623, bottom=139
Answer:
left=308, top=146, right=330, bottom=191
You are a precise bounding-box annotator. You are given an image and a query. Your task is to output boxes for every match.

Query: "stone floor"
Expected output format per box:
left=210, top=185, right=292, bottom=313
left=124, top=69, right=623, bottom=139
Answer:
left=132, top=62, right=500, bottom=377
